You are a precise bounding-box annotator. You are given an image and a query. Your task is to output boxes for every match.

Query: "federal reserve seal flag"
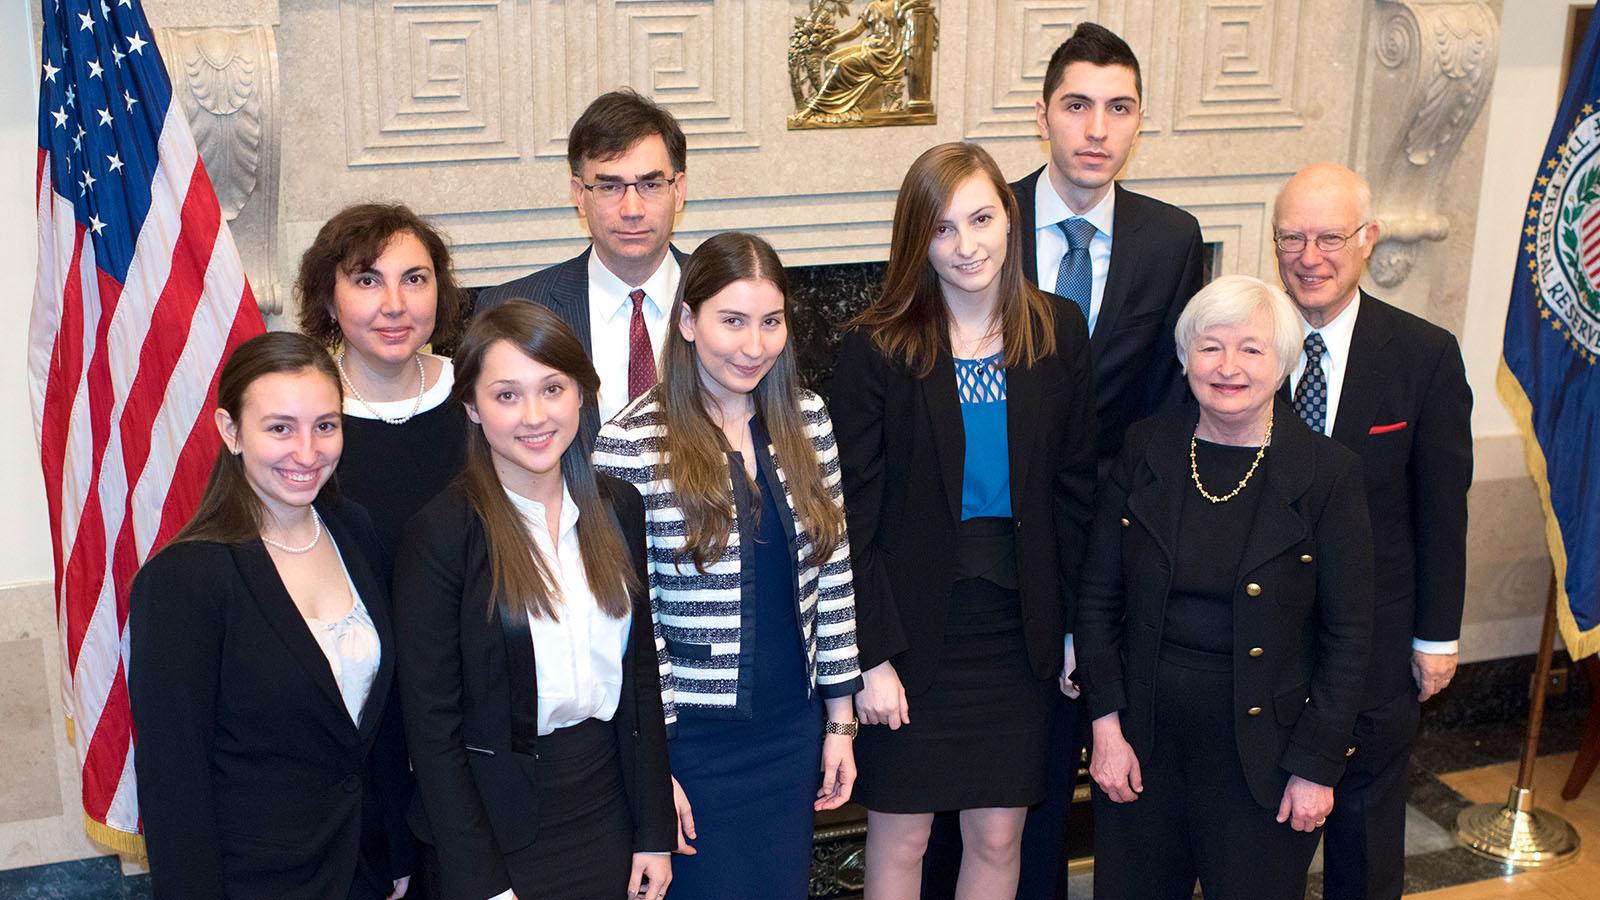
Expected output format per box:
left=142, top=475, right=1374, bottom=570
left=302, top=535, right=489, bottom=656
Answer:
left=1502, top=11, right=1600, bottom=660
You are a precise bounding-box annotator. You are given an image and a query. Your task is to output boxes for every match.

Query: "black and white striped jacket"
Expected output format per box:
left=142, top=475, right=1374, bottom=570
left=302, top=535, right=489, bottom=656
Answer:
left=593, top=388, right=863, bottom=722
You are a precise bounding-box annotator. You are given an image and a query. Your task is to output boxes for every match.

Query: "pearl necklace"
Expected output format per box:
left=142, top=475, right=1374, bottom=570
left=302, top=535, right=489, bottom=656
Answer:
left=1190, top=414, right=1272, bottom=504
left=337, top=350, right=427, bottom=425
left=261, top=508, right=323, bottom=554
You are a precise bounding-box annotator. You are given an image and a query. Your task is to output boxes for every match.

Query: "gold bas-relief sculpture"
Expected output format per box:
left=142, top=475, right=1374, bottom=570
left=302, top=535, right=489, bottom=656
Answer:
left=788, top=0, right=938, bottom=129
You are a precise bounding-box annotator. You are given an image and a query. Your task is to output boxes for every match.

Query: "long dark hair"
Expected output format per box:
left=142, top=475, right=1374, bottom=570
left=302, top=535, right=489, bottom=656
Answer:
left=848, top=142, right=1056, bottom=377
left=171, top=332, right=342, bottom=545
left=656, top=231, right=845, bottom=573
left=451, top=301, right=638, bottom=621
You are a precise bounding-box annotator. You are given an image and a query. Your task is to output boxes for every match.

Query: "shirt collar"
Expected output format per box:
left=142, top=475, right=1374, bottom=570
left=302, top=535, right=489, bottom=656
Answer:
left=588, top=248, right=680, bottom=324
left=1300, top=290, right=1361, bottom=367
left=504, top=479, right=580, bottom=538
left=1035, top=165, right=1116, bottom=237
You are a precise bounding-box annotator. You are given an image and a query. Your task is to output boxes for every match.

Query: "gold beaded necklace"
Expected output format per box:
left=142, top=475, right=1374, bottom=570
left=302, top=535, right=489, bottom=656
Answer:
left=1190, top=413, right=1272, bottom=504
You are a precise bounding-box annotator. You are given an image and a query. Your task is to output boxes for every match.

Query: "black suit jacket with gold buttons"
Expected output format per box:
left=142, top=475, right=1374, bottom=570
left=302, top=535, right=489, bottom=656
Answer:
left=1074, top=400, right=1375, bottom=807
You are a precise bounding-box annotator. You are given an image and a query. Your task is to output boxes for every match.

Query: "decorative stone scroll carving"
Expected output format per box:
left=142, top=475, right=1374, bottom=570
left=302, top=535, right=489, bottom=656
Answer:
left=1366, top=0, right=1497, bottom=287
left=157, top=25, right=283, bottom=315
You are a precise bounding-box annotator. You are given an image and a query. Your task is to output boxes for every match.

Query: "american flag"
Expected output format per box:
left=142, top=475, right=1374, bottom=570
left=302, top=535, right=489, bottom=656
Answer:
left=28, top=0, right=264, bottom=848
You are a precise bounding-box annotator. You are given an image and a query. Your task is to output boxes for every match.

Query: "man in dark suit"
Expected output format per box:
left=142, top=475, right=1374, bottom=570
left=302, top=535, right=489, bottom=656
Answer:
left=923, top=24, right=1206, bottom=900
left=475, top=89, right=689, bottom=451
left=1274, top=162, right=1473, bottom=900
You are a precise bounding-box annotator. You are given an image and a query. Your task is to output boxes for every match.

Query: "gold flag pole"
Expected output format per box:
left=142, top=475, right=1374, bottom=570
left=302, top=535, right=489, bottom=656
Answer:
left=1455, top=573, right=1581, bottom=867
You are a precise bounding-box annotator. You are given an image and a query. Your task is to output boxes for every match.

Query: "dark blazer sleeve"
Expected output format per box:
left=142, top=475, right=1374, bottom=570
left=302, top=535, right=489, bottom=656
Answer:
left=1280, top=453, right=1375, bottom=786
left=392, top=501, right=514, bottom=899
left=1072, top=423, right=1143, bottom=720
left=827, top=328, right=910, bottom=670
left=602, top=475, right=677, bottom=853
left=1144, top=222, right=1205, bottom=416
left=129, top=545, right=228, bottom=899
left=1409, top=339, right=1473, bottom=644
left=1051, top=297, right=1100, bottom=633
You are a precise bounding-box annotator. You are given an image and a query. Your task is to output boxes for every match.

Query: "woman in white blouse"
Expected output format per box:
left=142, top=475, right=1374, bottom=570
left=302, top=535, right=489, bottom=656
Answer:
left=393, top=301, right=676, bottom=900
left=129, top=332, right=415, bottom=900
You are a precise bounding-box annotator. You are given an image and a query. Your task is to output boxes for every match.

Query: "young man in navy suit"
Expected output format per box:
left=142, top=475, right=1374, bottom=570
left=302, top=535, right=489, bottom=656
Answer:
left=922, top=24, right=1205, bottom=900
left=1274, top=162, right=1472, bottom=900
left=476, top=89, right=689, bottom=450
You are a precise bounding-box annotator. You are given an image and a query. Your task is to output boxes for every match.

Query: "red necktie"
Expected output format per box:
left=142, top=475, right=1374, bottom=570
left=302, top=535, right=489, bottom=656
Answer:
left=627, top=288, right=657, bottom=400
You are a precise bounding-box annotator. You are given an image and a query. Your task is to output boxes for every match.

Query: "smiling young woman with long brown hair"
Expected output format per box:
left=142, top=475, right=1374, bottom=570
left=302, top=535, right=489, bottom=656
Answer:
left=828, top=142, right=1097, bottom=900
left=391, top=301, right=674, bottom=900
left=593, top=231, right=863, bottom=900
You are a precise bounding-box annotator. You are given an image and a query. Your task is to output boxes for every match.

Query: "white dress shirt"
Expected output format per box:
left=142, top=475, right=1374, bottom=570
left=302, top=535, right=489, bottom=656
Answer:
left=1034, top=168, right=1116, bottom=334
left=1289, top=293, right=1458, bottom=656
left=587, top=251, right=679, bottom=424
left=505, top=481, right=631, bottom=735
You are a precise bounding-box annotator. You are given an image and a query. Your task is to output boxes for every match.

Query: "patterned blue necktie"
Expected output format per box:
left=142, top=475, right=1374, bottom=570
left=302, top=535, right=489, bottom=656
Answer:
left=1054, top=218, right=1097, bottom=325
left=1294, top=332, right=1328, bottom=434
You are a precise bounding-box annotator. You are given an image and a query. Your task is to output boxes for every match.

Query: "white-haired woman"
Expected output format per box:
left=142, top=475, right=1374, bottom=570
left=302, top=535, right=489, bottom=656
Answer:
left=1072, top=274, right=1375, bottom=900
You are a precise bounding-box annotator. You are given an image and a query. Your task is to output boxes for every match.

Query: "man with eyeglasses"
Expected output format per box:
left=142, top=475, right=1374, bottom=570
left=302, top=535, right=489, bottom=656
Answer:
left=477, top=89, right=688, bottom=451
left=1273, top=162, right=1472, bottom=900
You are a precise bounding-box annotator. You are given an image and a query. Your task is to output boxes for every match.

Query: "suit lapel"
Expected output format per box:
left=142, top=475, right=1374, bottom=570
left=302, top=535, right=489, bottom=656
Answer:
left=1329, top=292, right=1391, bottom=453
left=552, top=249, right=593, bottom=354
left=1234, top=401, right=1316, bottom=580
left=322, top=507, right=393, bottom=744
left=1005, top=355, right=1041, bottom=511
left=229, top=537, right=352, bottom=734
left=1124, top=406, right=1193, bottom=566
left=1014, top=167, right=1042, bottom=287
left=1092, top=184, right=1141, bottom=356
left=497, top=587, right=540, bottom=756
left=923, top=349, right=966, bottom=524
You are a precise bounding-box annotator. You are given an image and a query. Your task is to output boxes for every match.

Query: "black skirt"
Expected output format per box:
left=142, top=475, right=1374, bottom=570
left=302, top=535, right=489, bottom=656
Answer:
left=854, top=576, right=1056, bottom=813
left=421, top=717, right=634, bottom=899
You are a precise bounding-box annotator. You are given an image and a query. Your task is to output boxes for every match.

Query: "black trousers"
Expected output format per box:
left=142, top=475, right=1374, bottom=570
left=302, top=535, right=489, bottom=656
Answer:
left=1091, top=643, right=1318, bottom=900
left=1320, top=689, right=1421, bottom=900
left=919, top=692, right=1079, bottom=900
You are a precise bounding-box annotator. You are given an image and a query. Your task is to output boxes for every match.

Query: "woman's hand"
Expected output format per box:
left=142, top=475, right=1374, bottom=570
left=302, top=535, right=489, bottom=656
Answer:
left=816, top=732, right=857, bottom=811
left=385, top=876, right=410, bottom=900
left=1276, top=775, right=1334, bottom=832
left=855, top=661, right=909, bottom=729
left=1088, top=712, right=1143, bottom=803
left=670, top=776, right=697, bottom=855
left=628, top=853, right=672, bottom=900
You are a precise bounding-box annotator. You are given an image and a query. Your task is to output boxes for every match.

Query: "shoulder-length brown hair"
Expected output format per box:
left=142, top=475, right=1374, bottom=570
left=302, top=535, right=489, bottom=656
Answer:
left=657, top=232, right=845, bottom=573
left=295, top=203, right=465, bottom=352
left=450, top=301, right=637, bottom=621
left=172, top=332, right=342, bottom=545
left=848, top=142, right=1056, bottom=376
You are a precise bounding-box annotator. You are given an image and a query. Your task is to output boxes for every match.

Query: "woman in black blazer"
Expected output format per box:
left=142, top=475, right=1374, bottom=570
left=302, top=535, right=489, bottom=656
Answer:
left=1074, top=275, right=1375, bottom=900
left=828, top=142, right=1097, bottom=898
left=129, top=332, right=414, bottom=900
left=393, top=301, right=675, bottom=900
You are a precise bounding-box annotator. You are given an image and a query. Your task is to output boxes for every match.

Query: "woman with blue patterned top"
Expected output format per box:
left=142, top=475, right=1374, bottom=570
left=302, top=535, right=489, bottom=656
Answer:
left=829, top=142, right=1097, bottom=899
left=593, top=231, right=863, bottom=900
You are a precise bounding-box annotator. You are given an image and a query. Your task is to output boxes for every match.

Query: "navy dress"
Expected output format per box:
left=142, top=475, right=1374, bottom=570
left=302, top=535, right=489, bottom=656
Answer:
left=667, top=429, right=824, bottom=899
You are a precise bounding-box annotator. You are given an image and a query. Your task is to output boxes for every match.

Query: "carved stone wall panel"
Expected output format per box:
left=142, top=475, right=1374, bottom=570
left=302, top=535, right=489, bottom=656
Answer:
left=157, top=25, right=283, bottom=314
left=529, top=0, right=760, bottom=160
left=1172, top=0, right=1305, bottom=131
left=961, top=1, right=1160, bottom=140
left=339, top=0, right=520, bottom=166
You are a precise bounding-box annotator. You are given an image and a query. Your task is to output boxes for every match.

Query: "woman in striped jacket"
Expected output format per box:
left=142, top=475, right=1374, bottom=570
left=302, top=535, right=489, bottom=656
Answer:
left=593, top=231, right=863, bottom=900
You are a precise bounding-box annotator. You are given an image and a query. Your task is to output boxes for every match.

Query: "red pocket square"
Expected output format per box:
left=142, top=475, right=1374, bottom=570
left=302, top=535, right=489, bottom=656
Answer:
left=1369, top=421, right=1408, bottom=435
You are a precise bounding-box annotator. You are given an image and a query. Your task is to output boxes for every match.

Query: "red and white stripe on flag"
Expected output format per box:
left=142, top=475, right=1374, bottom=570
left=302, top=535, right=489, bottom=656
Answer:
left=1580, top=204, right=1600, bottom=286
left=28, top=4, right=264, bottom=850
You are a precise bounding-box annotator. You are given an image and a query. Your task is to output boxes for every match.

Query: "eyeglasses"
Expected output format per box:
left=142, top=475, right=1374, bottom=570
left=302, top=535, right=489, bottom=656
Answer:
left=1273, top=223, right=1368, bottom=254
left=578, top=174, right=681, bottom=203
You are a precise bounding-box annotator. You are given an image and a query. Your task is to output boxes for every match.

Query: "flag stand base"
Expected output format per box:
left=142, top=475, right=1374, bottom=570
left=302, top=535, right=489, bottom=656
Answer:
left=1456, top=785, right=1580, bottom=868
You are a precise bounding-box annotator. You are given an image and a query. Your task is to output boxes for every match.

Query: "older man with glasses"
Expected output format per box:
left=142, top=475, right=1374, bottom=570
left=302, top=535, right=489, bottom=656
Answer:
left=1273, top=162, right=1473, bottom=900
left=477, top=89, right=690, bottom=452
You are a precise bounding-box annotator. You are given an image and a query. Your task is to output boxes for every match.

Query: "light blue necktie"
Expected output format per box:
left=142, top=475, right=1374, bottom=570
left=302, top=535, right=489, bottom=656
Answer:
left=1054, top=218, right=1097, bottom=325
left=1294, top=332, right=1328, bottom=434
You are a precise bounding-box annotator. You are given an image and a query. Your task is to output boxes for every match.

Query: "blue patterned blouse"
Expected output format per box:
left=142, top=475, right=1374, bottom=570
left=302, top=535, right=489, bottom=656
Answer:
left=955, top=353, right=1012, bottom=519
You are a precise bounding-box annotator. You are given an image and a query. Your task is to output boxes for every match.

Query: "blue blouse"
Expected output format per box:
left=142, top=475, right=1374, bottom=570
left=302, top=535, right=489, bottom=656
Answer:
left=955, top=354, right=1012, bottom=519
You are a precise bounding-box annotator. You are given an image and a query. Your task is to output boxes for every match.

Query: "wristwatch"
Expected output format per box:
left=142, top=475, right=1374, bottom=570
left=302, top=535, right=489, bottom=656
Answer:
left=824, top=719, right=859, bottom=738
